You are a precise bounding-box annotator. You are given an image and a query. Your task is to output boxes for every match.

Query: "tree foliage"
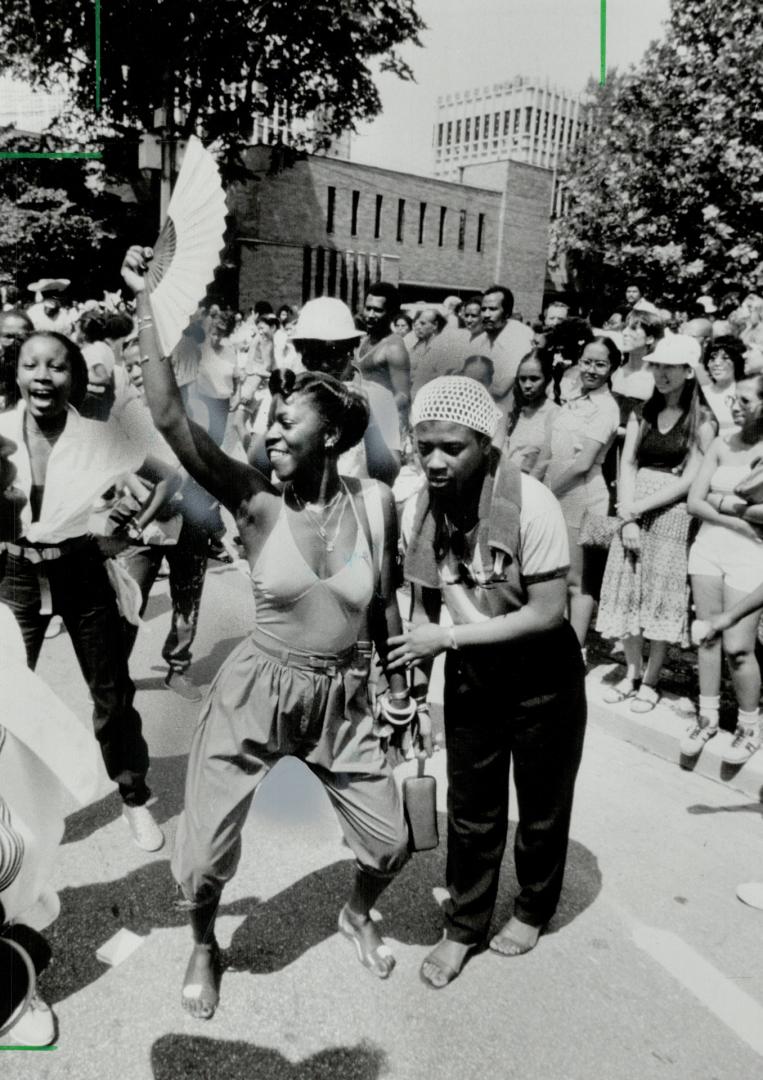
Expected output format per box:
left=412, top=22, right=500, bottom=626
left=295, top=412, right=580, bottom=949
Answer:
left=554, top=0, right=763, bottom=307
left=0, top=2, right=423, bottom=292
left=0, top=1, right=424, bottom=168
left=0, top=131, right=153, bottom=296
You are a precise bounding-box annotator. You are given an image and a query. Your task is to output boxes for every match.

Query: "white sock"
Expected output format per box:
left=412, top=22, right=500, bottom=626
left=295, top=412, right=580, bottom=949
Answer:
left=698, top=694, right=720, bottom=727
left=737, top=707, right=760, bottom=735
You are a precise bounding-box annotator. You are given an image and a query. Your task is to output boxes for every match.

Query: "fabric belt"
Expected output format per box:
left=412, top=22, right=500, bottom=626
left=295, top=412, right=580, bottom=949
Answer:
left=250, top=627, right=357, bottom=676
left=0, top=537, right=95, bottom=616
left=0, top=536, right=94, bottom=564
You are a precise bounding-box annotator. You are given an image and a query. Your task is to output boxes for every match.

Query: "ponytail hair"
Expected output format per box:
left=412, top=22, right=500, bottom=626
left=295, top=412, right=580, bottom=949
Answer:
left=268, top=369, right=370, bottom=454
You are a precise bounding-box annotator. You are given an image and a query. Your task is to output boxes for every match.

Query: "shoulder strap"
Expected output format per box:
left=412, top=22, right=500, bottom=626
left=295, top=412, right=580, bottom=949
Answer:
left=360, top=479, right=385, bottom=588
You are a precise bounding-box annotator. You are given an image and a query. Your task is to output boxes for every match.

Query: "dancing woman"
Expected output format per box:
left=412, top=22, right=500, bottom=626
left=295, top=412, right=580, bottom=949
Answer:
left=121, top=246, right=413, bottom=1019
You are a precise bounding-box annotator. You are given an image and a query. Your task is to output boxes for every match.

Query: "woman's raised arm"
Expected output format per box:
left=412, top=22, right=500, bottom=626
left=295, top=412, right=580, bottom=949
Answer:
left=121, top=246, right=272, bottom=514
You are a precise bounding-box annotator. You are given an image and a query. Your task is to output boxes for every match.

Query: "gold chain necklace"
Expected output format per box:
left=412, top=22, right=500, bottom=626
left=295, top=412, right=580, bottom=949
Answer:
left=291, top=483, right=347, bottom=552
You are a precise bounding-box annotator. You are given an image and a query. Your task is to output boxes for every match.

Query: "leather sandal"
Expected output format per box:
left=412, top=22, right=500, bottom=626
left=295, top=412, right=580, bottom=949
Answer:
left=489, top=919, right=543, bottom=957
left=338, top=905, right=395, bottom=979
left=630, top=684, right=660, bottom=713
left=419, top=936, right=479, bottom=990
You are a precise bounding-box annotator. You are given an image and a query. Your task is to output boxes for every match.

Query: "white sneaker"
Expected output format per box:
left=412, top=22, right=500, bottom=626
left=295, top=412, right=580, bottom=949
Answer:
left=122, top=804, right=164, bottom=852
left=4, top=992, right=56, bottom=1046
left=721, top=726, right=761, bottom=766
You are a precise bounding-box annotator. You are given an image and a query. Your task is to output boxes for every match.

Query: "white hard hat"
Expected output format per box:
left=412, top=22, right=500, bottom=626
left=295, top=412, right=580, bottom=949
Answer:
left=292, top=297, right=362, bottom=342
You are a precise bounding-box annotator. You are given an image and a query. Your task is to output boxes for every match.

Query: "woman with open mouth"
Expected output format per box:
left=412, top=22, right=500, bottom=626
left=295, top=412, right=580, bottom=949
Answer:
left=0, top=330, right=165, bottom=854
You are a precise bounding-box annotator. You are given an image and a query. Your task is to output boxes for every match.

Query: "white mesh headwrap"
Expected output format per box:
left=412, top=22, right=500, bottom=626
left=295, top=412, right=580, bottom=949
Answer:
left=411, top=376, right=502, bottom=439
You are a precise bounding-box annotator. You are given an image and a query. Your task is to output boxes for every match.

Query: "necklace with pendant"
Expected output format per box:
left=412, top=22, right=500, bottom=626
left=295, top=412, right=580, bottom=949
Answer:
left=291, top=483, right=347, bottom=552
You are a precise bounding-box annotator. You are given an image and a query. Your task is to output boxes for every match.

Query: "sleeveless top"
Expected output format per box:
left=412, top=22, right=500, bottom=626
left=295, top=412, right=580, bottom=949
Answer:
left=710, top=463, right=752, bottom=494
left=250, top=488, right=374, bottom=654
left=638, top=414, right=690, bottom=472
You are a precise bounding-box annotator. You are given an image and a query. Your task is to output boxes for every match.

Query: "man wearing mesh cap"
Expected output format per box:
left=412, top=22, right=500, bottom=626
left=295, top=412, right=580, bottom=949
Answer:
left=389, top=376, right=586, bottom=989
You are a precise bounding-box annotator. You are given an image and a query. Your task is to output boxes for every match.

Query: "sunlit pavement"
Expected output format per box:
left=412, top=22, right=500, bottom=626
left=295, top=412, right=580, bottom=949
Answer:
left=10, top=560, right=763, bottom=1079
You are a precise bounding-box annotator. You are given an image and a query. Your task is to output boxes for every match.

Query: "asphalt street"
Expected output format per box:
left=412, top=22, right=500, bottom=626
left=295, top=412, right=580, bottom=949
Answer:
left=7, top=557, right=763, bottom=1080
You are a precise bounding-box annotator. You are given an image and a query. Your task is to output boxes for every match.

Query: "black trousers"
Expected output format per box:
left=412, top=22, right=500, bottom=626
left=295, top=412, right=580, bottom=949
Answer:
left=442, top=624, right=586, bottom=944
left=0, top=545, right=150, bottom=806
left=121, top=521, right=209, bottom=673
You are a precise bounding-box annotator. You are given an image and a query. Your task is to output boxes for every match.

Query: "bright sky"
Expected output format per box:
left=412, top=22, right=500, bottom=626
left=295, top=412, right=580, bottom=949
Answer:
left=352, top=0, right=671, bottom=175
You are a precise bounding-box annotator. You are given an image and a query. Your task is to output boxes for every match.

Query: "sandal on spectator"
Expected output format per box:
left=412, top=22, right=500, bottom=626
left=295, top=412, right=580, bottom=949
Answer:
left=603, top=677, right=640, bottom=704
left=630, top=684, right=660, bottom=713
left=679, top=719, right=718, bottom=757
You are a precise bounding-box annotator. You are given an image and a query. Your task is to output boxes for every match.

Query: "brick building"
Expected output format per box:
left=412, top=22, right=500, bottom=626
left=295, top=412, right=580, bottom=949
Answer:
left=229, top=146, right=553, bottom=322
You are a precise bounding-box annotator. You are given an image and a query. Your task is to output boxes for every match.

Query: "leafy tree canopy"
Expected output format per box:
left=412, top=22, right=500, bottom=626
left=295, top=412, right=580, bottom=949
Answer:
left=0, top=1, right=424, bottom=168
left=555, top=0, right=763, bottom=307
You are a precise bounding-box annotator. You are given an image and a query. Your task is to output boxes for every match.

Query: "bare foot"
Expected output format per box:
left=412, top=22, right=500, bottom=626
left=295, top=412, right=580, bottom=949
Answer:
left=181, top=942, right=220, bottom=1020
left=489, top=917, right=542, bottom=957
left=419, top=936, right=477, bottom=989
left=338, top=905, right=395, bottom=979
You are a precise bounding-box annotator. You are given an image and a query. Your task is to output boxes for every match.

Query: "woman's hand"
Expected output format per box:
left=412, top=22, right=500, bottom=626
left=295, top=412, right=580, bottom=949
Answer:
left=617, top=501, right=638, bottom=524
left=691, top=614, right=731, bottom=646
left=620, top=520, right=641, bottom=552
left=120, top=245, right=154, bottom=296
left=387, top=625, right=450, bottom=670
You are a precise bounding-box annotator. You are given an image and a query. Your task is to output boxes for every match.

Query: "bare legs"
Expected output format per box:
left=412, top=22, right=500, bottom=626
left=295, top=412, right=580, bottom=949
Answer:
left=692, top=576, right=762, bottom=711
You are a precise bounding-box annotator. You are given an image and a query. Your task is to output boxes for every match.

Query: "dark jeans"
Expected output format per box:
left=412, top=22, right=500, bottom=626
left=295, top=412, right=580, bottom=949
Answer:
left=442, top=623, right=587, bottom=944
left=121, top=521, right=209, bottom=673
left=0, top=545, right=150, bottom=806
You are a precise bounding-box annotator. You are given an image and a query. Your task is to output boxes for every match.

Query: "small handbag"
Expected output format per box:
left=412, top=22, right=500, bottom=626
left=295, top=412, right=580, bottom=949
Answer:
left=402, top=758, right=439, bottom=852
left=578, top=509, right=622, bottom=549
left=734, top=459, right=763, bottom=504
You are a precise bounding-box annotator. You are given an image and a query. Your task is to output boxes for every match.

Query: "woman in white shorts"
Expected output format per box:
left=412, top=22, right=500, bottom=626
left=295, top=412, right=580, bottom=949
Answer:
left=685, top=374, right=763, bottom=762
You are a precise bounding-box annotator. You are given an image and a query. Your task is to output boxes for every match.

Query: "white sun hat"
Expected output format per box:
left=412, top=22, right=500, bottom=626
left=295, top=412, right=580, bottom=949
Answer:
left=291, top=298, right=362, bottom=342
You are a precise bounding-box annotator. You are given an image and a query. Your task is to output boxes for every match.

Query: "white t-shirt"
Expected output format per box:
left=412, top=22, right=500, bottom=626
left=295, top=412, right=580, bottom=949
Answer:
left=81, top=340, right=116, bottom=377
left=0, top=403, right=144, bottom=544
left=472, top=321, right=535, bottom=401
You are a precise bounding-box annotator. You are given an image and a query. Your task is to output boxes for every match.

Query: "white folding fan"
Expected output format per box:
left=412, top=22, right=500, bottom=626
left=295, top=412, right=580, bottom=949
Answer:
left=146, top=135, right=228, bottom=357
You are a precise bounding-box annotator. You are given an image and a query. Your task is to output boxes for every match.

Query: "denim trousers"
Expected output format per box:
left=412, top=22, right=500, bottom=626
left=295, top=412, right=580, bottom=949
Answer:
left=0, top=545, right=150, bottom=806
left=120, top=521, right=209, bottom=673
left=442, top=623, right=587, bottom=944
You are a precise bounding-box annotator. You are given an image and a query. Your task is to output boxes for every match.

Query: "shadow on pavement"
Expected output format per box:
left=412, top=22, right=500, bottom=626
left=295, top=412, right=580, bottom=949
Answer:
left=62, top=754, right=190, bottom=844
left=223, top=813, right=601, bottom=973
left=39, top=858, right=183, bottom=1004
left=151, top=1035, right=387, bottom=1080
left=687, top=801, right=763, bottom=816
left=47, top=794, right=600, bottom=1004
